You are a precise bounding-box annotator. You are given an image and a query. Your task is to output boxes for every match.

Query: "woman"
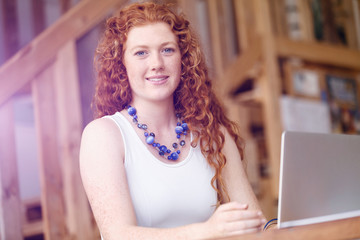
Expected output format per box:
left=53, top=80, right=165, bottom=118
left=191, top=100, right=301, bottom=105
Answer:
left=80, top=2, right=265, bottom=239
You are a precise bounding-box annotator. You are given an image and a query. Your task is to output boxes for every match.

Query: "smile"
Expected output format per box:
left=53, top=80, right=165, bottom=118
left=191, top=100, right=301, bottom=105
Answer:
left=146, top=76, right=169, bottom=82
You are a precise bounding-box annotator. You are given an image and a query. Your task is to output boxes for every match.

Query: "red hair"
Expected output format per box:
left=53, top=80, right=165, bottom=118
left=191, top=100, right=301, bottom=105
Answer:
left=93, top=2, right=244, bottom=205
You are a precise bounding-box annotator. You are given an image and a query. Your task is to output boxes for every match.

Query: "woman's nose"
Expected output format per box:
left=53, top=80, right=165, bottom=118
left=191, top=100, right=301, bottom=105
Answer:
left=150, top=52, right=164, bottom=71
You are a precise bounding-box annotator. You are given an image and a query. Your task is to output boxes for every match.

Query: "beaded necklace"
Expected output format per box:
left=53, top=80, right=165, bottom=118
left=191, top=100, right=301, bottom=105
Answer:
left=127, top=105, right=188, bottom=161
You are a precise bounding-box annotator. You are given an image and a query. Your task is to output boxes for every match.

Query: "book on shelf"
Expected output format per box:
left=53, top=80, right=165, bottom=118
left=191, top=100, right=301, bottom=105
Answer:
left=270, top=0, right=360, bottom=49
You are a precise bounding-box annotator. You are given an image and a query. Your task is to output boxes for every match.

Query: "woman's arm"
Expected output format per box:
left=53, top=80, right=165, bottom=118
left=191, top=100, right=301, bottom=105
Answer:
left=79, top=119, right=264, bottom=239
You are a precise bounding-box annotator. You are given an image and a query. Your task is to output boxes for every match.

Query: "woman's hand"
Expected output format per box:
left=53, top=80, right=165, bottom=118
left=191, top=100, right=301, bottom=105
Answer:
left=203, top=201, right=266, bottom=238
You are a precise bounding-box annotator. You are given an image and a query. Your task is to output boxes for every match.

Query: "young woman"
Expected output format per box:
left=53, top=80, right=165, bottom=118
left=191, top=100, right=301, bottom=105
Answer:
left=79, top=2, right=266, bottom=239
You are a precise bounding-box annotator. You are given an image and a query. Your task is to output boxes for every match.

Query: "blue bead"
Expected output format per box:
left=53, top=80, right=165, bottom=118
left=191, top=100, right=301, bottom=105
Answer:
left=150, top=132, right=155, bottom=137
left=181, top=123, right=188, bottom=130
left=156, top=143, right=160, bottom=147
left=177, top=122, right=181, bottom=126
left=133, top=118, right=138, bottom=123
left=152, top=143, right=157, bottom=147
left=127, top=107, right=136, bottom=116
left=167, top=156, right=172, bottom=160
left=159, top=145, right=167, bottom=152
left=175, top=126, right=184, bottom=134
left=166, top=149, right=171, bottom=153
left=173, top=143, right=178, bottom=149
left=170, top=152, right=179, bottom=160
left=177, top=150, right=180, bottom=154
left=180, top=140, right=185, bottom=146
left=137, top=124, right=142, bottom=128
left=142, top=124, right=148, bottom=130
left=177, top=134, right=181, bottom=139
left=159, top=151, right=165, bottom=156
left=144, top=132, right=149, bottom=137
left=146, top=136, right=154, bottom=144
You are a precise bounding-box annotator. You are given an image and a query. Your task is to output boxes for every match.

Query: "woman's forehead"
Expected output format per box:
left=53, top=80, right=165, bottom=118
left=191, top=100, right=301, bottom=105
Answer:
left=125, top=22, right=177, bottom=48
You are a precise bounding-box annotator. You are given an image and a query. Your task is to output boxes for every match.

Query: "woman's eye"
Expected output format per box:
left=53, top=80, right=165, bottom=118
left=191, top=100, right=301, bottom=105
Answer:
left=162, top=48, right=175, bottom=54
left=135, top=51, right=146, bottom=56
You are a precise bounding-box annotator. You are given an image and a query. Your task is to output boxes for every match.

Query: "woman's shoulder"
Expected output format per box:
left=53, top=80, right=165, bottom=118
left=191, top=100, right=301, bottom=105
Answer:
left=80, top=115, right=126, bottom=168
left=219, top=125, right=238, bottom=150
left=83, top=116, right=119, bottom=138
left=81, top=116, right=124, bottom=153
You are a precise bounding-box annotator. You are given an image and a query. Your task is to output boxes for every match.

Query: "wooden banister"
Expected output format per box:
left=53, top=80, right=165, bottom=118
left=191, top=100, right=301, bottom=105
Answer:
left=222, top=35, right=263, bottom=95
left=0, top=101, right=22, bottom=239
left=0, top=0, right=129, bottom=238
left=0, top=0, right=128, bottom=106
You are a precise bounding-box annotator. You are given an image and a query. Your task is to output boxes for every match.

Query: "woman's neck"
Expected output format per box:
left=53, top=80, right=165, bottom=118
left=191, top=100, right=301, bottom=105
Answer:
left=129, top=99, right=177, bottom=133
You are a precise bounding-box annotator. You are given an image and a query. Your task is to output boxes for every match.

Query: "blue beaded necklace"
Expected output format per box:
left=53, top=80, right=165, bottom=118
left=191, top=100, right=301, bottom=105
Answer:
left=127, top=105, right=188, bottom=161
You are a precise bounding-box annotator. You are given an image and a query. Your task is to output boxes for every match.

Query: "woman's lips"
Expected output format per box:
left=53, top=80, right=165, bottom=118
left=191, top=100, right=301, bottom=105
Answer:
left=146, top=75, right=169, bottom=84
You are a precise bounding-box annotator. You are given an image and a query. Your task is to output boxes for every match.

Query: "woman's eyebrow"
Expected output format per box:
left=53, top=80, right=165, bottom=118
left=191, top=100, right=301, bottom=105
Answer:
left=127, top=45, right=149, bottom=52
left=128, top=41, right=178, bottom=51
left=160, top=41, right=178, bottom=47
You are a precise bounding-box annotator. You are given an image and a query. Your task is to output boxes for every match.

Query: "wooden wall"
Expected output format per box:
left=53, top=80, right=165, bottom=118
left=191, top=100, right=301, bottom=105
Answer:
left=0, top=0, right=128, bottom=239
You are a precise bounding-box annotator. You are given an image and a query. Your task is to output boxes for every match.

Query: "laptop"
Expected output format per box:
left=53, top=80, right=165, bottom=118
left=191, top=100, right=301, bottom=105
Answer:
left=277, top=131, right=360, bottom=228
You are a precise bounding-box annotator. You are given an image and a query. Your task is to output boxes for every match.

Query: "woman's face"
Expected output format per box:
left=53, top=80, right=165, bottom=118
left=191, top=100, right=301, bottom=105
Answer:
left=123, top=22, right=182, bottom=104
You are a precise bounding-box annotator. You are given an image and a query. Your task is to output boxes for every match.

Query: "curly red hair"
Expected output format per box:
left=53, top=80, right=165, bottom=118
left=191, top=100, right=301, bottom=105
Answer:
left=93, top=2, right=244, bottom=205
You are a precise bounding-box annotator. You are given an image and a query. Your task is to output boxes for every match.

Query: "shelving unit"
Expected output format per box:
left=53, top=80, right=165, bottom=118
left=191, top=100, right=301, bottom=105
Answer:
left=182, top=0, right=360, bottom=217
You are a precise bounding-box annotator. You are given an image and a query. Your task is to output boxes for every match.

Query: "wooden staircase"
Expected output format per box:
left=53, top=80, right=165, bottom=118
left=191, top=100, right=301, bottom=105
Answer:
left=0, top=0, right=128, bottom=239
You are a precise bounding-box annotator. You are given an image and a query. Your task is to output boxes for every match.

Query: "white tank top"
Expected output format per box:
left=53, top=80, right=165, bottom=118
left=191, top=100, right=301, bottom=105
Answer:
left=105, top=112, right=217, bottom=228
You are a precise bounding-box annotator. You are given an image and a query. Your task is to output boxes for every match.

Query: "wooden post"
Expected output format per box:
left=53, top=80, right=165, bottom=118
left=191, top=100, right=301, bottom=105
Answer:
left=0, top=100, right=23, bottom=240
left=31, top=0, right=46, bottom=36
left=207, top=0, right=235, bottom=120
left=59, top=0, right=71, bottom=14
left=253, top=0, right=283, bottom=210
left=32, top=63, right=69, bottom=240
left=55, top=41, right=96, bottom=239
left=233, top=0, right=249, bottom=50
left=207, top=0, right=225, bottom=77
left=0, top=0, right=19, bottom=59
left=176, top=0, right=198, bottom=25
left=233, top=0, right=258, bottom=51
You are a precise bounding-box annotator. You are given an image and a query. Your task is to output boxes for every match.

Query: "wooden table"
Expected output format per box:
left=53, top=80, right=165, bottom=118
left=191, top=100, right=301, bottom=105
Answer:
left=214, top=216, right=360, bottom=240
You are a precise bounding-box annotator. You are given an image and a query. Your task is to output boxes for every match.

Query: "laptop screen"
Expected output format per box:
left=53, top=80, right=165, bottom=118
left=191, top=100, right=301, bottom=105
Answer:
left=277, top=131, right=360, bottom=228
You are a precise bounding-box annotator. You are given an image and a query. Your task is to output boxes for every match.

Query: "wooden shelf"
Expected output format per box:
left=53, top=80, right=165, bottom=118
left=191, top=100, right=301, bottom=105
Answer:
left=275, top=36, right=360, bottom=70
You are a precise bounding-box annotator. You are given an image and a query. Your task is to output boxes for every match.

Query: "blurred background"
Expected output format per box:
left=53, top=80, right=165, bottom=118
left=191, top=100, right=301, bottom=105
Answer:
left=0, top=0, right=359, bottom=239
